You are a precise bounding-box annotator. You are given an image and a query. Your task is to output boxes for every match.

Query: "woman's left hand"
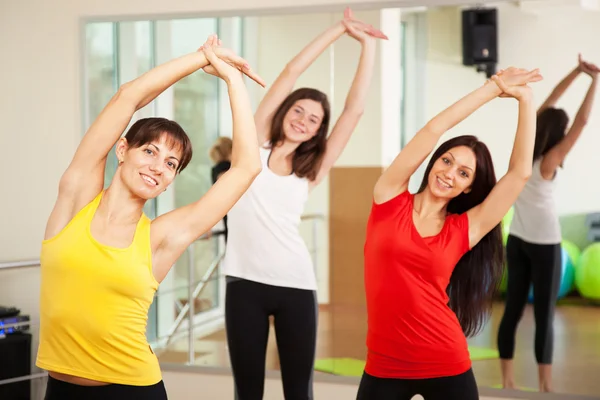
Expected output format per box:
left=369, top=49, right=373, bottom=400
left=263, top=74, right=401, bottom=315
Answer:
left=342, top=7, right=389, bottom=42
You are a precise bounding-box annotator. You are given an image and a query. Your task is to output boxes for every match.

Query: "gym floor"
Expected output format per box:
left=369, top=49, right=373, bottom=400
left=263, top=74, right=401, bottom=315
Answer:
left=159, top=301, right=600, bottom=398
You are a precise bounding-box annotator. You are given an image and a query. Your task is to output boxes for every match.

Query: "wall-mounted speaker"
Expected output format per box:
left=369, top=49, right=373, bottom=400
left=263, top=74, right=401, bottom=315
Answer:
left=462, top=8, right=498, bottom=77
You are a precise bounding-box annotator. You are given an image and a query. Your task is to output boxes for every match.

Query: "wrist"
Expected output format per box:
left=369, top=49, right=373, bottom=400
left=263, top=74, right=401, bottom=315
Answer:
left=482, top=80, right=503, bottom=97
left=334, top=20, right=347, bottom=34
left=225, top=73, right=244, bottom=86
left=361, top=37, right=376, bottom=50
left=517, top=90, right=533, bottom=102
left=193, top=51, right=210, bottom=68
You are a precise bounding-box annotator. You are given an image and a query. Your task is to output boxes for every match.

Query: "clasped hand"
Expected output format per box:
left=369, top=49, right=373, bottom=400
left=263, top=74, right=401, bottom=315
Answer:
left=198, top=34, right=266, bottom=88
left=342, top=7, right=388, bottom=42
left=489, top=67, right=543, bottom=100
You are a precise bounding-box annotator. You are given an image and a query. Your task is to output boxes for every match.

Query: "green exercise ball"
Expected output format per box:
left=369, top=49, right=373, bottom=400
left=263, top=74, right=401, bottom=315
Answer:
left=575, top=243, right=600, bottom=300
left=502, top=208, right=514, bottom=246
left=561, top=240, right=581, bottom=268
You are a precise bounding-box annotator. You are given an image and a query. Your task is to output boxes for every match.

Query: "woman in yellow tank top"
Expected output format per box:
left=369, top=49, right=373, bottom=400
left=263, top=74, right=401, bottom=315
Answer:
left=37, top=35, right=265, bottom=400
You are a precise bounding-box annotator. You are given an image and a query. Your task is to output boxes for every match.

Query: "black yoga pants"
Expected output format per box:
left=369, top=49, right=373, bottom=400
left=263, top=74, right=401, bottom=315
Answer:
left=356, top=369, right=479, bottom=400
left=44, top=376, right=167, bottom=400
left=225, top=277, right=318, bottom=400
left=497, top=234, right=561, bottom=364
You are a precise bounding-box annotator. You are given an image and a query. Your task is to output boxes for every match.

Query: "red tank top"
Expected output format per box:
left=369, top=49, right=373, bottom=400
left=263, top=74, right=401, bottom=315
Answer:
left=363, top=190, right=472, bottom=379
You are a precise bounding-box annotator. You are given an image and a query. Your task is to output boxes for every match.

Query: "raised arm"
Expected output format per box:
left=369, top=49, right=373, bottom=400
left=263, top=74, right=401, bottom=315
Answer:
left=253, top=23, right=346, bottom=144
left=537, top=67, right=579, bottom=115
left=151, top=38, right=262, bottom=282
left=536, top=54, right=594, bottom=115
left=43, top=50, right=220, bottom=241
left=373, top=70, right=524, bottom=204
left=253, top=8, right=386, bottom=144
left=540, top=61, right=598, bottom=178
left=467, top=73, right=540, bottom=248
left=310, top=19, right=379, bottom=188
left=373, top=67, right=542, bottom=205
left=60, top=52, right=211, bottom=201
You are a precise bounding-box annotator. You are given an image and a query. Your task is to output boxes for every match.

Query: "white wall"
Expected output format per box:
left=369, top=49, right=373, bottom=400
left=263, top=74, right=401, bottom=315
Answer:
left=418, top=2, right=600, bottom=215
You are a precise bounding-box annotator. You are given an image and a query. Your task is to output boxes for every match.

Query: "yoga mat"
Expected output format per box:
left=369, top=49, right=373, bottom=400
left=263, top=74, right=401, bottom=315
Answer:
left=468, top=346, right=500, bottom=361
left=491, top=384, right=537, bottom=392
left=314, top=347, right=499, bottom=376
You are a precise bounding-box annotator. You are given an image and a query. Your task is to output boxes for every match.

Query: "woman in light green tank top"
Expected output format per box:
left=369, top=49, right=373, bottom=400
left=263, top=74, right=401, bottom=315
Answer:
left=38, top=35, right=265, bottom=400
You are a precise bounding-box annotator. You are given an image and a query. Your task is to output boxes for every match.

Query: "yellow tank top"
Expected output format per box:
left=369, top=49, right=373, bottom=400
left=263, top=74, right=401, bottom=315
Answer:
left=36, top=191, right=161, bottom=386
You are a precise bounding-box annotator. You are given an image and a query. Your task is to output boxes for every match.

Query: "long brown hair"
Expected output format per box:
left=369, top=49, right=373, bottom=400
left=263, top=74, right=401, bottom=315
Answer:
left=268, top=88, right=331, bottom=180
left=534, top=107, right=569, bottom=162
left=418, top=135, right=503, bottom=337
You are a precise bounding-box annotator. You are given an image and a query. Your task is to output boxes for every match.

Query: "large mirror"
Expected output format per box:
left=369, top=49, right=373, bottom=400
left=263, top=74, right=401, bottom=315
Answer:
left=75, top=1, right=600, bottom=398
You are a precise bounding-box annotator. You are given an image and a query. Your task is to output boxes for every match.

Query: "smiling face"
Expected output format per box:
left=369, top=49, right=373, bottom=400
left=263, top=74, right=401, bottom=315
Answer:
left=281, top=99, right=325, bottom=144
left=116, top=134, right=183, bottom=200
left=427, top=145, right=477, bottom=199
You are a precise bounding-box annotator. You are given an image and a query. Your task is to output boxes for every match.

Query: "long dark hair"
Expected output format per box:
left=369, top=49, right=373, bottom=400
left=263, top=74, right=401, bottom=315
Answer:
left=533, top=107, right=569, bottom=162
left=268, top=88, right=331, bottom=180
left=417, top=135, right=504, bottom=337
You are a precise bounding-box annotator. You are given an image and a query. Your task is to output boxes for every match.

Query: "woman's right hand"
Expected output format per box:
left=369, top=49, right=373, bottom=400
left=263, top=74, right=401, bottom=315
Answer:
left=493, top=67, right=543, bottom=88
left=491, top=73, right=535, bottom=101
left=199, top=35, right=266, bottom=87
left=342, top=7, right=389, bottom=40
left=578, top=53, right=600, bottom=78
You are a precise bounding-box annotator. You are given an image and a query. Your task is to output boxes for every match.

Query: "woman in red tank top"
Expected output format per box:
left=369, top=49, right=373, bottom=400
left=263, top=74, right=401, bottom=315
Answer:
left=358, top=67, right=543, bottom=400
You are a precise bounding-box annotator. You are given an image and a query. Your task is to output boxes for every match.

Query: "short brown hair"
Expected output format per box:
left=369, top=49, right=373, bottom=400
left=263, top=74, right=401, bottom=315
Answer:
left=124, top=117, right=193, bottom=173
left=268, top=88, right=331, bottom=181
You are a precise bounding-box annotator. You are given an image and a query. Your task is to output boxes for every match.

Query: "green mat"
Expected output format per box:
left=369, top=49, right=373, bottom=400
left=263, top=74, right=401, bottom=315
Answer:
left=468, top=345, right=499, bottom=360
left=314, top=358, right=365, bottom=377
left=314, top=346, right=499, bottom=377
left=491, top=384, right=537, bottom=392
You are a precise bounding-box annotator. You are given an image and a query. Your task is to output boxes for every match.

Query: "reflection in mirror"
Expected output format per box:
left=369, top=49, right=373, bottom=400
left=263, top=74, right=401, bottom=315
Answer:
left=77, top=2, right=600, bottom=399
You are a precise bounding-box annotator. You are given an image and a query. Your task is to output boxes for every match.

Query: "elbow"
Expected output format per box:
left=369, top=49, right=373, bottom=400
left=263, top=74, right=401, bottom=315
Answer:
left=507, top=161, right=531, bottom=181
left=283, top=63, right=301, bottom=77
left=116, top=82, right=134, bottom=98
left=250, top=163, right=263, bottom=178
left=343, top=106, right=365, bottom=119
left=113, top=82, right=139, bottom=107
left=422, top=122, right=444, bottom=138
left=511, top=167, right=531, bottom=182
left=241, top=160, right=263, bottom=179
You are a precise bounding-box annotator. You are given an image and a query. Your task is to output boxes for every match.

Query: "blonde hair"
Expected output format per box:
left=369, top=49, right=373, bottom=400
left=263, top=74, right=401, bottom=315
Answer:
left=209, top=137, right=233, bottom=163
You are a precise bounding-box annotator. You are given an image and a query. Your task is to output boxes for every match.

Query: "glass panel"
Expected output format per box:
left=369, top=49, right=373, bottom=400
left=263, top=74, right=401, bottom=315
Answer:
left=167, top=17, right=221, bottom=326
left=84, top=22, right=118, bottom=187
left=399, top=21, right=407, bottom=148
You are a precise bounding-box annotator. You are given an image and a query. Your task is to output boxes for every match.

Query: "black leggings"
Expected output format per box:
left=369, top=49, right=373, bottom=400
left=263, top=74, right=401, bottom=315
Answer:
left=356, top=369, right=479, bottom=400
left=44, top=376, right=167, bottom=400
left=225, top=277, right=318, bottom=400
left=497, top=234, right=561, bottom=364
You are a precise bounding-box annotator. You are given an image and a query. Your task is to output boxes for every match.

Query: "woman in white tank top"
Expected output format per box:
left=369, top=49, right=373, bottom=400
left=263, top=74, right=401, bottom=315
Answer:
left=221, top=8, right=387, bottom=399
left=497, top=54, right=599, bottom=393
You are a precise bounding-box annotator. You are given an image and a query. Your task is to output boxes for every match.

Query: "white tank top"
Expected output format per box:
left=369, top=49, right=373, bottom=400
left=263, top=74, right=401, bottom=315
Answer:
left=221, top=145, right=316, bottom=290
left=509, top=158, right=561, bottom=244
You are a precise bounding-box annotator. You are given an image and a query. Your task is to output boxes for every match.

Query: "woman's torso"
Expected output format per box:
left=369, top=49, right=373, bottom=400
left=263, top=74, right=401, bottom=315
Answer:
left=509, top=158, right=561, bottom=244
left=363, top=190, right=472, bottom=379
left=37, top=191, right=161, bottom=386
left=222, top=146, right=316, bottom=290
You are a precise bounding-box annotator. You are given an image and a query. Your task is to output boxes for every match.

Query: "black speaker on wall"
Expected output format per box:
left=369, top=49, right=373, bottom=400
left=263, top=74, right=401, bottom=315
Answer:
left=462, top=8, right=498, bottom=78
